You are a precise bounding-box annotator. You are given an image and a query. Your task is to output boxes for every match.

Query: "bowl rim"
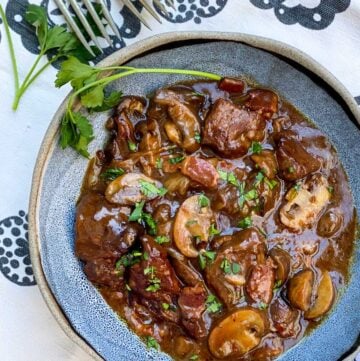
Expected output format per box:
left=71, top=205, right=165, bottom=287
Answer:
left=28, top=31, right=360, bottom=361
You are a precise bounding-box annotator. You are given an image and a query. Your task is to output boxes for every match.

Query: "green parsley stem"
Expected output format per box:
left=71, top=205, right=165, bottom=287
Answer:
left=67, top=67, right=221, bottom=113
left=0, top=5, right=20, bottom=94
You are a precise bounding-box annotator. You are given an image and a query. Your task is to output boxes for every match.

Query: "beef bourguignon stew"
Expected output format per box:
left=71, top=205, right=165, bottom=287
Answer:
left=75, top=77, right=357, bottom=360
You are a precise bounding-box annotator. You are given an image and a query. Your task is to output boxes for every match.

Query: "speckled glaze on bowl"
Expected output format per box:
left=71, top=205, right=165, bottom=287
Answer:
left=29, top=32, right=360, bottom=361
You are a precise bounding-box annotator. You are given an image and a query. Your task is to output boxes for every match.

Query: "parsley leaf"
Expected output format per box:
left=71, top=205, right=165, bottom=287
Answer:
left=91, top=91, right=122, bottom=112
left=238, top=217, right=252, bottom=229
left=198, top=250, right=216, bottom=270
left=128, top=140, right=137, bottom=152
left=128, top=201, right=157, bottom=235
left=116, top=250, right=142, bottom=268
left=162, top=302, right=170, bottom=310
left=139, top=180, right=167, bottom=197
left=59, top=112, right=94, bottom=158
left=209, top=223, right=221, bottom=236
left=206, top=294, right=222, bottom=313
left=273, top=279, right=282, bottom=292
left=189, top=355, right=199, bottom=361
left=169, top=155, right=185, bottom=164
left=250, top=141, right=263, bottom=154
left=254, top=172, right=265, bottom=187
left=221, top=259, right=241, bottom=274
left=100, top=167, right=124, bottom=181
left=145, top=336, right=159, bottom=350
left=55, top=56, right=99, bottom=89
left=258, top=302, right=268, bottom=310
left=194, top=132, right=201, bottom=143
left=264, top=177, right=278, bottom=190
left=129, top=201, right=145, bottom=222
left=155, top=158, right=163, bottom=169
left=198, top=193, right=210, bottom=207
left=155, top=235, right=169, bottom=244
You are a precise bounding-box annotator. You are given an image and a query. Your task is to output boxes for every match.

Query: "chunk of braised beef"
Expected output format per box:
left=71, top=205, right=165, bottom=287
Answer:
left=245, top=89, right=279, bottom=119
left=181, top=156, right=219, bottom=188
left=84, top=258, right=124, bottom=290
left=212, top=184, right=240, bottom=215
left=178, top=284, right=208, bottom=339
left=206, top=228, right=266, bottom=307
left=270, top=298, right=301, bottom=338
left=128, top=235, right=181, bottom=302
left=276, top=137, right=320, bottom=181
left=251, top=334, right=284, bottom=360
left=246, top=258, right=276, bottom=304
left=169, top=253, right=204, bottom=286
left=218, top=77, right=245, bottom=93
left=250, top=150, right=278, bottom=179
left=75, top=192, right=131, bottom=262
left=203, top=99, right=266, bottom=158
left=139, top=296, right=180, bottom=324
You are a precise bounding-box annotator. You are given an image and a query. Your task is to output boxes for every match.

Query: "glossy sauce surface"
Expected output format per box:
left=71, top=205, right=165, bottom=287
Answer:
left=75, top=78, right=356, bottom=361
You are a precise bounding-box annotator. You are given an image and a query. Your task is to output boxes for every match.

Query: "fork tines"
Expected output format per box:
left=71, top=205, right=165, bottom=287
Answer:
left=55, top=0, right=173, bottom=54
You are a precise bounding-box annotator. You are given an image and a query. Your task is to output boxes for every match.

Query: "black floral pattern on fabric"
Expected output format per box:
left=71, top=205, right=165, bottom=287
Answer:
left=0, top=211, right=36, bottom=286
left=154, top=0, right=227, bottom=24
left=250, top=0, right=350, bottom=30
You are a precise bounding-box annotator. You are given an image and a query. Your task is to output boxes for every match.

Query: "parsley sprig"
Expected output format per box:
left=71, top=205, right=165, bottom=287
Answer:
left=0, top=4, right=95, bottom=111
left=56, top=56, right=221, bottom=157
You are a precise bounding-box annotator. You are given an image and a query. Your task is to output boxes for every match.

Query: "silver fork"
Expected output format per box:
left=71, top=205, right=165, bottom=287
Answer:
left=54, top=0, right=176, bottom=56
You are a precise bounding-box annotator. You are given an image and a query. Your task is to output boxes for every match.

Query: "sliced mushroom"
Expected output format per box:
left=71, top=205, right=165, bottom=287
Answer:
left=105, top=173, right=164, bottom=205
left=317, top=209, right=343, bottom=237
left=208, top=308, right=266, bottom=358
left=269, top=248, right=291, bottom=285
left=287, top=269, right=314, bottom=311
left=164, top=173, right=190, bottom=196
left=154, top=90, right=201, bottom=153
left=280, top=174, right=330, bottom=231
left=305, top=270, right=335, bottom=319
left=173, top=195, right=214, bottom=257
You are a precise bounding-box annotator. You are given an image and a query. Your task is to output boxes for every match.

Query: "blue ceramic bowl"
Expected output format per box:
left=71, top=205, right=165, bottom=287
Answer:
left=29, top=33, right=360, bottom=361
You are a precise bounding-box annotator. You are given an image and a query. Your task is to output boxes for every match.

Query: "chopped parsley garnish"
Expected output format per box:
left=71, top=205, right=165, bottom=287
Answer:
left=155, top=157, right=163, bottom=169
left=155, top=235, right=170, bottom=244
left=217, top=169, right=241, bottom=187
left=129, top=202, right=157, bottom=235
left=142, top=213, right=157, bottom=235
left=220, top=259, right=241, bottom=274
left=288, top=166, right=295, bottom=173
left=327, top=186, right=334, bottom=194
left=128, top=140, right=137, bottom=152
left=293, top=182, right=301, bottom=192
left=191, top=91, right=205, bottom=97
left=125, top=284, right=131, bottom=291
left=250, top=141, right=263, bottom=154
left=116, top=250, right=143, bottom=268
left=162, top=302, right=170, bottom=310
left=198, top=193, right=210, bottom=207
left=238, top=216, right=252, bottom=229
left=206, top=294, right=222, bottom=313
left=145, top=336, right=159, bottom=350
left=273, top=279, right=282, bottom=292
left=264, top=178, right=278, bottom=190
left=129, top=201, right=145, bottom=222
left=143, top=252, right=149, bottom=261
left=194, top=132, right=201, bottom=143
left=258, top=302, right=268, bottom=310
left=144, top=266, right=156, bottom=276
left=254, top=172, right=265, bottom=187
left=169, top=155, right=185, bottom=164
left=144, top=266, right=161, bottom=292
left=199, top=250, right=217, bottom=270
left=100, top=167, right=125, bottom=181
left=186, top=219, right=198, bottom=227
left=139, top=180, right=167, bottom=197
left=209, top=223, right=221, bottom=236
left=189, top=355, right=199, bottom=361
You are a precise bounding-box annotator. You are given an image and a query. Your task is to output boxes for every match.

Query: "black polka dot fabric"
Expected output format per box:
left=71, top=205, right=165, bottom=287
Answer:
left=0, top=211, right=36, bottom=286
